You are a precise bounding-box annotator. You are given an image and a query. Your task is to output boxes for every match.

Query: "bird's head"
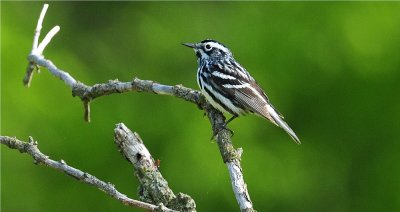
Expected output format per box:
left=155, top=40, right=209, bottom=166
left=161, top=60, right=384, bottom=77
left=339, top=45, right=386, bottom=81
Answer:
left=183, top=39, right=232, bottom=61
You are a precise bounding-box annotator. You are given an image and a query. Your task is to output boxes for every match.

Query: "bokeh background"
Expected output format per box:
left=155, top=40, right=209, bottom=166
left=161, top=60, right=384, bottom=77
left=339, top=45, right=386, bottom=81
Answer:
left=2, top=2, right=400, bottom=211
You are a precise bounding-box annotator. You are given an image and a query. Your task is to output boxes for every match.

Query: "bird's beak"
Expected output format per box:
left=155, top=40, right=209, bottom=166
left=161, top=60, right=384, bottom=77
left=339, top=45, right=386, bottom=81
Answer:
left=182, top=43, right=196, bottom=48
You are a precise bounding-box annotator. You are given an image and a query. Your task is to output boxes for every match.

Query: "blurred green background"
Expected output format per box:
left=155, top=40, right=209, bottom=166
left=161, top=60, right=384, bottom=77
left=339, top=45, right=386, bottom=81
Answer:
left=2, top=2, right=400, bottom=212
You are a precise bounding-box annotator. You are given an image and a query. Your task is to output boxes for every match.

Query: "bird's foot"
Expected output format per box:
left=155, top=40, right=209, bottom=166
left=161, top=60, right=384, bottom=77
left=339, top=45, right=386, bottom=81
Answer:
left=210, top=122, right=234, bottom=140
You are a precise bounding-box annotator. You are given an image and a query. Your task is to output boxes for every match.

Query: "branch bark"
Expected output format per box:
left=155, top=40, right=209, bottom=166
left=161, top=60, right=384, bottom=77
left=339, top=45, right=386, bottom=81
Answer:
left=19, top=4, right=255, bottom=211
left=0, top=136, right=177, bottom=212
left=114, top=123, right=196, bottom=211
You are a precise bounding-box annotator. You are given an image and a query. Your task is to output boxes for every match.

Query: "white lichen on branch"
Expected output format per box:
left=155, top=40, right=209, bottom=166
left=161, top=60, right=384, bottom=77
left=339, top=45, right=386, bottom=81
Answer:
left=114, top=123, right=196, bottom=211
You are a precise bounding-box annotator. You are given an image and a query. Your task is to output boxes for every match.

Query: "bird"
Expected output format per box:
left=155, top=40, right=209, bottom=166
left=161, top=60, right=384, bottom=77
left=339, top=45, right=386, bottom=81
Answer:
left=183, top=39, right=300, bottom=144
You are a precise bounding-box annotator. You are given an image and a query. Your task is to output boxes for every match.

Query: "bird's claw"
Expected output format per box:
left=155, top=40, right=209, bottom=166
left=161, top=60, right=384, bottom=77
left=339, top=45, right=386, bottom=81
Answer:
left=210, top=122, right=234, bottom=140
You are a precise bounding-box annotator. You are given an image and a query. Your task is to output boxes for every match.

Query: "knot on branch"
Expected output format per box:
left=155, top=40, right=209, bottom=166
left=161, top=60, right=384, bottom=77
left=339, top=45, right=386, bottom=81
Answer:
left=72, top=81, right=91, bottom=100
left=23, top=60, right=39, bottom=87
left=73, top=80, right=135, bottom=122
left=72, top=82, right=92, bottom=121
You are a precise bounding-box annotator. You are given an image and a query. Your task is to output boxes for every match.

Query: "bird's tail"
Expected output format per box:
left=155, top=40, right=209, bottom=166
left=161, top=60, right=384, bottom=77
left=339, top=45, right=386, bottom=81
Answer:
left=266, top=104, right=301, bottom=144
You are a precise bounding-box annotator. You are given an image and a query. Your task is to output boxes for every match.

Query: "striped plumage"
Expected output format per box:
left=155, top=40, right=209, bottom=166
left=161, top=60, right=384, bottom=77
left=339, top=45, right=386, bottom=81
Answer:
left=183, top=39, right=300, bottom=144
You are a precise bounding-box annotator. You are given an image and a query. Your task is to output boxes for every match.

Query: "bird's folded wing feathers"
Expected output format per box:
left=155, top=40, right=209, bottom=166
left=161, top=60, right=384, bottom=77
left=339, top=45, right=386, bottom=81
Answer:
left=207, top=63, right=281, bottom=118
left=232, top=84, right=279, bottom=124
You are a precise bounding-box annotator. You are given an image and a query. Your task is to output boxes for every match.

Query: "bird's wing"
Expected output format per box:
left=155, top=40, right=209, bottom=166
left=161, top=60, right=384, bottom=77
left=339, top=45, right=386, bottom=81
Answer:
left=206, top=62, right=280, bottom=120
left=232, top=81, right=279, bottom=122
left=205, top=62, right=300, bottom=144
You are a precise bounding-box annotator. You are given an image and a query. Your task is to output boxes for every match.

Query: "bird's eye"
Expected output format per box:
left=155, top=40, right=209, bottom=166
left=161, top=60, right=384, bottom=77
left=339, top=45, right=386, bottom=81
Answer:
left=204, top=44, right=212, bottom=51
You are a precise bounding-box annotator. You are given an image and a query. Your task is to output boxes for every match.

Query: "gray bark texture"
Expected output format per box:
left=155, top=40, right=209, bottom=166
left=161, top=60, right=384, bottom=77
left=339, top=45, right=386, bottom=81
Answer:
left=114, top=123, right=196, bottom=211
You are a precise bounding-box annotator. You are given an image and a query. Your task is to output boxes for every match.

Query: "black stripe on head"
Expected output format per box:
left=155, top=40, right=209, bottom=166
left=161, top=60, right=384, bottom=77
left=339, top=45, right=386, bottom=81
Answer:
left=200, top=39, right=228, bottom=48
left=201, top=39, right=218, bottom=43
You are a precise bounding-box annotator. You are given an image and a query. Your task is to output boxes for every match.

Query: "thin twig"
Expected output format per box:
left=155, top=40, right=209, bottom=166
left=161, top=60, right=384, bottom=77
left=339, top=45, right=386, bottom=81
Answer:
left=36, top=26, right=60, bottom=54
left=32, top=4, right=48, bottom=50
left=0, top=136, right=177, bottom=212
left=205, top=107, right=254, bottom=211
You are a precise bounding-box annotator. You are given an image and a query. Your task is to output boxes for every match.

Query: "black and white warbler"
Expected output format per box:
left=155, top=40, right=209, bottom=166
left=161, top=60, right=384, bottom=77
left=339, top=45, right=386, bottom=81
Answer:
left=183, top=39, right=300, bottom=144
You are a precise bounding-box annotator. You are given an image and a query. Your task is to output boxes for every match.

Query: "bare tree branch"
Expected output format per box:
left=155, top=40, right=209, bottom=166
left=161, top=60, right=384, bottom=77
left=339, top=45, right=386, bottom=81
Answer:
left=205, top=108, right=254, bottom=211
left=114, top=123, right=196, bottom=211
left=19, top=4, right=255, bottom=211
left=24, top=4, right=62, bottom=87
left=32, top=3, right=48, bottom=50
left=26, top=53, right=201, bottom=122
left=0, top=136, right=177, bottom=212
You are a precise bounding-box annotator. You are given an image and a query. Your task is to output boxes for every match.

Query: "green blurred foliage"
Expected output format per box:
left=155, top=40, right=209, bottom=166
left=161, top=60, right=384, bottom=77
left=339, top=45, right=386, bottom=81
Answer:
left=2, top=2, right=400, bottom=212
